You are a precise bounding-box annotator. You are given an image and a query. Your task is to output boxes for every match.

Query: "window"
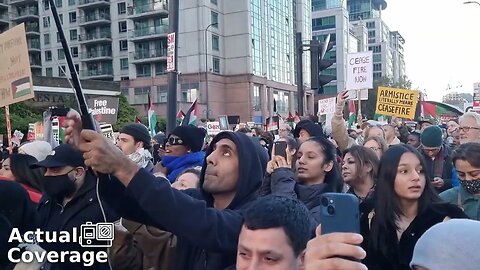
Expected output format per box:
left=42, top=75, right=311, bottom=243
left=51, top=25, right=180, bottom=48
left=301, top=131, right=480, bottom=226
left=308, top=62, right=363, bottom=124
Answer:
left=68, top=0, right=75, bottom=5
left=373, top=63, right=382, bottom=72
left=211, top=0, right=217, bottom=4
left=58, top=66, right=66, bottom=77
left=59, top=14, right=63, bottom=24
left=211, top=34, right=219, bottom=51
left=74, top=64, right=79, bottom=72
left=157, top=85, right=167, bottom=103
left=118, top=2, right=126, bottom=14
left=58, top=49, right=65, bottom=60
left=136, top=64, right=151, bottom=77
left=118, top=21, right=127, bottom=33
left=134, top=87, right=149, bottom=104
left=69, top=12, right=76, bottom=23
left=253, top=85, right=261, bottom=111
left=44, top=33, right=50, bottom=45
left=211, top=11, right=218, bottom=27
left=43, top=0, right=49, bottom=10
left=57, top=33, right=61, bottom=43
left=55, top=0, right=62, bottom=7
left=119, top=40, right=128, bottom=51
left=70, top=29, right=77, bottom=41
left=181, top=83, right=199, bottom=102
left=212, top=57, right=220, bottom=73
left=45, top=50, right=52, bottom=61
left=155, top=63, right=166, bottom=75
left=43, top=17, right=50, bottom=28
left=120, top=58, right=128, bottom=70
left=121, top=77, right=129, bottom=81
left=71, top=47, right=78, bottom=58
left=45, top=67, right=53, bottom=77
left=312, top=16, right=336, bottom=31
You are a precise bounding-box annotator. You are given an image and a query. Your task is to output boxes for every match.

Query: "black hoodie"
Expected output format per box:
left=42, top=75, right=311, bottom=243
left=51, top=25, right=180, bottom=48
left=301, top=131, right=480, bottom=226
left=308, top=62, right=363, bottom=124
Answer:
left=99, top=131, right=268, bottom=270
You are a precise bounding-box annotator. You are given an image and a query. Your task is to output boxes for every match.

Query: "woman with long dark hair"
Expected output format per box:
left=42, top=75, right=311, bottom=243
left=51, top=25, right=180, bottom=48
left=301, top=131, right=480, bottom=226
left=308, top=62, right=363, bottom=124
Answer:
left=259, top=136, right=343, bottom=224
left=0, top=154, right=45, bottom=204
left=342, top=146, right=379, bottom=215
left=361, top=144, right=466, bottom=270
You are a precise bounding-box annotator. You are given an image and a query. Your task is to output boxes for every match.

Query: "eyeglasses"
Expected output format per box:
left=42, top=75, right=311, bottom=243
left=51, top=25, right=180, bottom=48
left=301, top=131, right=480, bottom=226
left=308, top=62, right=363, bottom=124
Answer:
left=422, top=146, right=441, bottom=153
left=165, top=137, right=184, bottom=146
left=458, top=126, right=480, bottom=132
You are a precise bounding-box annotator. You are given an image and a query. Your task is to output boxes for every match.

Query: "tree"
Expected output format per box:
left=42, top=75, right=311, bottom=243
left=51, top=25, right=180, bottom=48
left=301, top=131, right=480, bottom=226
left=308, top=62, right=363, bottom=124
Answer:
left=0, top=103, right=43, bottom=139
left=113, top=95, right=138, bottom=131
left=360, top=76, right=413, bottom=120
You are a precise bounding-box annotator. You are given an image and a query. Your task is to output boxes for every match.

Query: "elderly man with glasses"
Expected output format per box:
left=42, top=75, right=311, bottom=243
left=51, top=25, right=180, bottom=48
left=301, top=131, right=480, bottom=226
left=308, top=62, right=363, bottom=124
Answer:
left=419, top=125, right=454, bottom=193
left=458, top=112, right=480, bottom=144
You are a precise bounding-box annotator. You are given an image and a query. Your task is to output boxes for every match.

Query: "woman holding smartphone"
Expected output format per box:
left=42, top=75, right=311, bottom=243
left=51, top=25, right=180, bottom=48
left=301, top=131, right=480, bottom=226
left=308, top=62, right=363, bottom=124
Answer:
left=259, top=136, right=343, bottom=224
left=361, top=144, right=466, bottom=270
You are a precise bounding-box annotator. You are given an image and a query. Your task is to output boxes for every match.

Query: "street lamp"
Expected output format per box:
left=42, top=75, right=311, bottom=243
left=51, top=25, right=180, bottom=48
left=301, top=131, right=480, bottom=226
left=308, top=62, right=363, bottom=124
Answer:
left=205, top=22, right=218, bottom=120
left=464, top=1, right=480, bottom=5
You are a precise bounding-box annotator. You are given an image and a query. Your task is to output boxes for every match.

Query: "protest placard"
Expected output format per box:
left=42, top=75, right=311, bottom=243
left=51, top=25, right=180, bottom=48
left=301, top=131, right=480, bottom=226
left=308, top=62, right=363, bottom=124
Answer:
left=206, top=122, right=221, bottom=136
left=0, top=24, right=34, bottom=108
left=318, top=97, right=336, bottom=116
left=375, top=87, right=419, bottom=119
left=346, top=51, right=373, bottom=90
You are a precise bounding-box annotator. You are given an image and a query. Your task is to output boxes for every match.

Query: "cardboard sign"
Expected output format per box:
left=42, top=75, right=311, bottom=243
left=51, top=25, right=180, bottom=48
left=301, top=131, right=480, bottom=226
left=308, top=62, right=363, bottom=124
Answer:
left=206, top=121, right=221, bottom=136
left=375, top=87, right=419, bottom=119
left=87, top=96, right=119, bottom=124
left=0, top=24, right=34, bottom=107
left=100, top=123, right=115, bottom=144
left=346, top=51, right=373, bottom=90
left=318, top=97, right=336, bottom=116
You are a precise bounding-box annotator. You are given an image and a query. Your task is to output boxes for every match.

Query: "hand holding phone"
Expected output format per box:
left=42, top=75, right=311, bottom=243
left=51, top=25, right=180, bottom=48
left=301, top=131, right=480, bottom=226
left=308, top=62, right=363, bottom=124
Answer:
left=320, top=193, right=360, bottom=235
left=274, top=141, right=288, bottom=159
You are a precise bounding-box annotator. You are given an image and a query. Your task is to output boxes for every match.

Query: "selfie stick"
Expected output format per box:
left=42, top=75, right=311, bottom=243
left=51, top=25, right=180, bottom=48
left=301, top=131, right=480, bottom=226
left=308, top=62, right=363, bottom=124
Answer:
left=47, top=0, right=96, bottom=131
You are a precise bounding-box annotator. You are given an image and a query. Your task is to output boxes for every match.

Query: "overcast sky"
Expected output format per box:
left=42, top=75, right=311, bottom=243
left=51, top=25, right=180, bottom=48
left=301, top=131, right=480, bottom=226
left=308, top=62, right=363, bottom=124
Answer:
left=382, top=0, right=480, bottom=101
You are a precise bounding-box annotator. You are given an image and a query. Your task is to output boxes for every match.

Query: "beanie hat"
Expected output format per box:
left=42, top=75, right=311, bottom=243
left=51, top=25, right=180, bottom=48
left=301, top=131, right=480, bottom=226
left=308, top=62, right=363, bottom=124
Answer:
left=18, top=141, right=52, bottom=161
left=169, top=125, right=206, bottom=152
left=293, top=120, right=324, bottom=138
left=120, top=123, right=151, bottom=146
left=410, top=219, right=480, bottom=270
left=420, top=125, right=443, bottom=147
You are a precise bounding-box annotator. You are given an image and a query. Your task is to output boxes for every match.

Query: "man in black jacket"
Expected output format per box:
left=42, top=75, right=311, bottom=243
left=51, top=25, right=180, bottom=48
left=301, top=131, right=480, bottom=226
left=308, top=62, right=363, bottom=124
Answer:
left=63, top=111, right=268, bottom=270
left=32, top=144, right=118, bottom=270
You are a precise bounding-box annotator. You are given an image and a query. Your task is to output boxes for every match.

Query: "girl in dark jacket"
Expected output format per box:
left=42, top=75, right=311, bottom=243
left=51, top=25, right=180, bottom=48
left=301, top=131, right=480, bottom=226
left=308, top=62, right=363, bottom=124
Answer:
left=342, top=145, right=379, bottom=216
left=259, top=136, right=343, bottom=224
left=361, top=144, right=467, bottom=270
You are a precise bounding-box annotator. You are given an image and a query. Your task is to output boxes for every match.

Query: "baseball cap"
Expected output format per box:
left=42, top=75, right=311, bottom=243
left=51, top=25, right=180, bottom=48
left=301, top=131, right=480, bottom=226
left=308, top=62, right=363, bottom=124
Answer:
left=30, top=144, right=85, bottom=168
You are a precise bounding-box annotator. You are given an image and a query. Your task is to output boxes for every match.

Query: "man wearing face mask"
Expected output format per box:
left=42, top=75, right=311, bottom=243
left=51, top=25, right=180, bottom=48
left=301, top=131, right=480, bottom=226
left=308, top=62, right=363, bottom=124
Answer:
left=32, top=144, right=118, bottom=270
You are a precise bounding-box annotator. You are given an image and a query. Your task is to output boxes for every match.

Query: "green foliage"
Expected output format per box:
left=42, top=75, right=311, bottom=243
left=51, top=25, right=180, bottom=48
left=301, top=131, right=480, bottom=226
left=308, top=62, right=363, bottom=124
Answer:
left=0, top=102, right=43, bottom=138
left=113, top=95, right=138, bottom=131
left=156, top=117, right=166, bottom=132
left=361, top=76, right=413, bottom=120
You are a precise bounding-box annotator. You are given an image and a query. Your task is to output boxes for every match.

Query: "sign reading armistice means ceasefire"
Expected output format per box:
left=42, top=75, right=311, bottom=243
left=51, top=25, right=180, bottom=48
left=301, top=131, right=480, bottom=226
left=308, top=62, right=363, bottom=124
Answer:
left=0, top=24, right=34, bottom=107
left=375, top=87, right=419, bottom=119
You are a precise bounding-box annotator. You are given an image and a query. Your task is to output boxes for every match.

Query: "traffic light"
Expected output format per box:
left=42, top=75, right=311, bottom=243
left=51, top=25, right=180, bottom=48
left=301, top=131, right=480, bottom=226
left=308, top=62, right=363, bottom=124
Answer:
left=310, top=34, right=336, bottom=94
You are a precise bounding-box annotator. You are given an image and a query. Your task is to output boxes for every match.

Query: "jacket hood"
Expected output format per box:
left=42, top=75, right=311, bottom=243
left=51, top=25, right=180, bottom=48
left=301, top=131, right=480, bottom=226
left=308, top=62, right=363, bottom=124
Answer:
left=199, top=131, right=268, bottom=210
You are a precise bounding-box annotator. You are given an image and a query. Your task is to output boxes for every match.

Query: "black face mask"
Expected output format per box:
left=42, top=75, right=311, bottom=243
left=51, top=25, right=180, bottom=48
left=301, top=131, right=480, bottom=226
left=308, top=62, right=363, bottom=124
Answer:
left=43, top=169, right=77, bottom=200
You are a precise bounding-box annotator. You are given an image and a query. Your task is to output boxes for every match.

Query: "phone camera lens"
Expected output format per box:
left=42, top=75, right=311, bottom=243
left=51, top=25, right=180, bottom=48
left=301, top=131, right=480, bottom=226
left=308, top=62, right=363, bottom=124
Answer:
left=321, top=197, right=329, bottom=207
left=327, top=205, right=335, bottom=215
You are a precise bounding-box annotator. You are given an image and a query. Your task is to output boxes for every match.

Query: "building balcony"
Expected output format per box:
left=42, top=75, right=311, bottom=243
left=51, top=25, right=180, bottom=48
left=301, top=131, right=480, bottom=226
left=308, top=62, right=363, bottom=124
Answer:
left=79, top=13, right=111, bottom=26
left=27, top=41, right=41, bottom=51
left=78, top=0, right=110, bottom=9
left=80, top=50, right=112, bottom=62
left=25, top=24, right=40, bottom=36
left=78, top=32, right=112, bottom=44
left=128, top=1, right=168, bottom=20
left=130, top=49, right=167, bottom=64
left=0, top=13, right=8, bottom=25
left=30, top=56, right=41, bottom=68
left=11, top=8, right=39, bottom=22
left=0, top=0, right=8, bottom=9
left=10, top=0, right=38, bottom=6
left=128, top=25, right=168, bottom=42
left=81, top=68, right=114, bottom=79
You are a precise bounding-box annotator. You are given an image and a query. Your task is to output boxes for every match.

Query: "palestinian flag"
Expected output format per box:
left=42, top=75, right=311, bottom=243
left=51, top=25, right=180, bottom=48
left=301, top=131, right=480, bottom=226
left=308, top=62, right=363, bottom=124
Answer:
left=147, top=92, right=157, bottom=136
left=419, top=101, right=463, bottom=122
left=176, top=110, right=185, bottom=125
left=11, top=77, right=32, bottom=98
left=182, top=99, right=198, bottom=126
left=135, top=116, right=143, bottom=124
left=348, top=100, right=356, bottom=128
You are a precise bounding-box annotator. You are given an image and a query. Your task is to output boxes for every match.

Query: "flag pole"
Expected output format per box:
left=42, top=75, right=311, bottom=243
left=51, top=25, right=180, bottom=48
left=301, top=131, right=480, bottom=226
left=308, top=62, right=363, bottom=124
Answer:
left=5, top=105, right=12, bottom=154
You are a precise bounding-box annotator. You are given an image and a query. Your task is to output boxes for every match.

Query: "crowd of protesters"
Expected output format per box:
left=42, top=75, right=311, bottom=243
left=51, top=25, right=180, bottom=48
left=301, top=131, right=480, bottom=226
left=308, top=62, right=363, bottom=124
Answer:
left=0, top=90, right=480, bottom=270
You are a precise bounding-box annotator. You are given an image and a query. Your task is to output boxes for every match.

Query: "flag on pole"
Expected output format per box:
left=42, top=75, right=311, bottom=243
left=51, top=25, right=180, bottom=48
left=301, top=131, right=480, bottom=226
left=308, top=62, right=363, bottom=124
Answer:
left=294, top=111, right=301, bottom=123
left=287, top=112, right=294, bottom=122
left=348, top=100, right=356, bottom=128
left=176, top=110, right=185, bottom=125
left=182, top=99, right=198, bottom=126
left=147, top=92, right=157, bottom=136
left=277, top=113, right=284, bottom=125
left=135, top=116, right=143, bottom=124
